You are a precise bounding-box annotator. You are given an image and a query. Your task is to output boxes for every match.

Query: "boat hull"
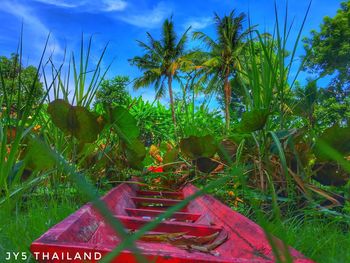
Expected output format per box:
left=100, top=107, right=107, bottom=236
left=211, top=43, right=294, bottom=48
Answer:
left=30, top=182, right=314, bottom=262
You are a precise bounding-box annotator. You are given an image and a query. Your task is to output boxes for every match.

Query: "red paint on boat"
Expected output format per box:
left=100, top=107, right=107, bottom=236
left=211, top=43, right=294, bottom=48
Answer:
left=125, top=208, right=201, bottom=222
left=136, top=190, right=183, bottom=199
left=30, top=181, right=315, bottom=262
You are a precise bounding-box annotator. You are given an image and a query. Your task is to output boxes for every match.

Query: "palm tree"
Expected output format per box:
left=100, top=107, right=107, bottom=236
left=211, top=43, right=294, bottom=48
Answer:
left=193, top=10, right=249, bottom=132
left=129, top=18, right=190, bottom=128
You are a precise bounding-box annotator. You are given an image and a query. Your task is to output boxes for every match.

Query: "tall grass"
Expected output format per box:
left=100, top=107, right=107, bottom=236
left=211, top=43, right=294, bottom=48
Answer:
left=48, top=35, right=111, bottom=108
left=1, top=2, right=348, bottom=263
left=238, top=1, right=312, bottom=198
left=0, top=190, right=82, bottom=262
left=0, top=31, right=57, bottom=204
left=234, top=2, right=315, bottom=262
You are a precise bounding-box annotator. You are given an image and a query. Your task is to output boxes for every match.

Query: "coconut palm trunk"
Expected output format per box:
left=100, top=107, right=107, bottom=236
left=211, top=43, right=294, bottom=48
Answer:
left=224, top=71, right=231, bottom=132
left=193, top=10, right=248, bottom=134
left=167, top=74, right=177, bottom=128
left=129, top=18, right=190, bottom=136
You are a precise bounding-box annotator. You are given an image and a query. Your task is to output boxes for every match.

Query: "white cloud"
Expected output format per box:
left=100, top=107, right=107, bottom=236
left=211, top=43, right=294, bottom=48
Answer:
left=103, top=0, right=127, bottom=12
left=117, top=2, right=171, bottom=28
left=33, top=0, right=78, bottom=8
left=32, top=0, right=166, bottom=28
left=184, top=17, right=213, bottom=30
left=32, top=0, right=128, bottom=12
left=0, top=1, right=64, bottom=59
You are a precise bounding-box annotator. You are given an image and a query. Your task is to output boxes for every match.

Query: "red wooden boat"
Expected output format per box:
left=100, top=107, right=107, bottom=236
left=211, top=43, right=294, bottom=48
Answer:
left=31, top=182, right=315, bottom=262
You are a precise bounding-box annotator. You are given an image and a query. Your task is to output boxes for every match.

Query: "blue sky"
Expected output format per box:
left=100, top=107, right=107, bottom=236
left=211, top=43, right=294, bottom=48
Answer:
left=0, top=0, right=344, bottom=105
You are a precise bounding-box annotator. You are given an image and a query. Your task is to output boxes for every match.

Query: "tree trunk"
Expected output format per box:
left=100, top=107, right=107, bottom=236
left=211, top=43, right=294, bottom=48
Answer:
left=224, top=73, right=231, bottom=133
left=168, top=75, right=177, bottom=129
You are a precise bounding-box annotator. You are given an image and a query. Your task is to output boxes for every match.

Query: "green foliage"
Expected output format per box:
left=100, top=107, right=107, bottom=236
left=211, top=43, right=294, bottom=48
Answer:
left=303, top=1, right=350, bottom=88
left=314, top=125, right=350, bottom=161
left=178, top=102, right=224, bottom=138
left=0, top=192, right=83, bottom=262
left=130, top=97, right=174, bottom=145
left=270, top=216, right=350, bottom=263
left=293, top=79, right=350, bottom=130
left=123, top=139, right=146, bottom=170
left=129, top=18, right=191, bottom=127
left=239, top=39, right=275, bottom=111
left=193, top=10, right=250, bottom=131
left=104, top=106, right=146, bottom=169
left=95, top=76, right=131, bottom=107
left=312, top=162, right=349, bottom=186
left=294, top=79, right=318, bottom=124
left=47, top=100, right=71, bottom=133
left=315, top=87, right=350, bottom=128
left=130, top=18, right=190, bottom=96
left=2, top=4, right=350, bottom=263
left=0, top=54, right=44, bottom=108
left=240, top=0, right=311, bottom=130
left=163, top=148, right=178, bottom=165
left=0, top=35, right=53, bottom=198
left=218, top=139, right=237, bottom=163
left=50, top=35, right=109, bottom=108
left=163, top=148, right=179, bottom=172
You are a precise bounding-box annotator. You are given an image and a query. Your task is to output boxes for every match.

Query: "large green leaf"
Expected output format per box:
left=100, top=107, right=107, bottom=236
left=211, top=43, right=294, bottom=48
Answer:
left=163, top=148, right=178, bottom=164
left=25, top=138, right=56, bottom=170
left=163, top=148, right=179, bottom=171
left=180, top=135, right=217, bottom=159
left=313, top=163, right=349, bottom=186
left=48, top=99, right=104, bottom=143
left=108, top=106, right=140, bottom=141
left=228, top=133, right=251, bottom=144
left=314, top=125, right=350, bottom=161
left=47, top=99, right=71, bottom=134
left=124, top=139, right=146, bottom=170
left=73, top=106, right=104, bottom=143
left=104, top=106, right=145, bottom=169
left=238, top=109, right=269, bottom=132
left=195, top=157, right=220, bottom=173
left=218, top=139, right=237, bottom=164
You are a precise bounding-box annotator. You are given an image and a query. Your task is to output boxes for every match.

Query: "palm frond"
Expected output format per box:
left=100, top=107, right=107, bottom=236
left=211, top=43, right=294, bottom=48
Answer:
left=193, top=31, right=217, bottom=49
left=162, top=18, right=176, bottom=57
left=155, top=78, right=166, bottom=99
left=175, top=26, right=191, bottom=57
left=133, top=70, right=162, bottom=90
